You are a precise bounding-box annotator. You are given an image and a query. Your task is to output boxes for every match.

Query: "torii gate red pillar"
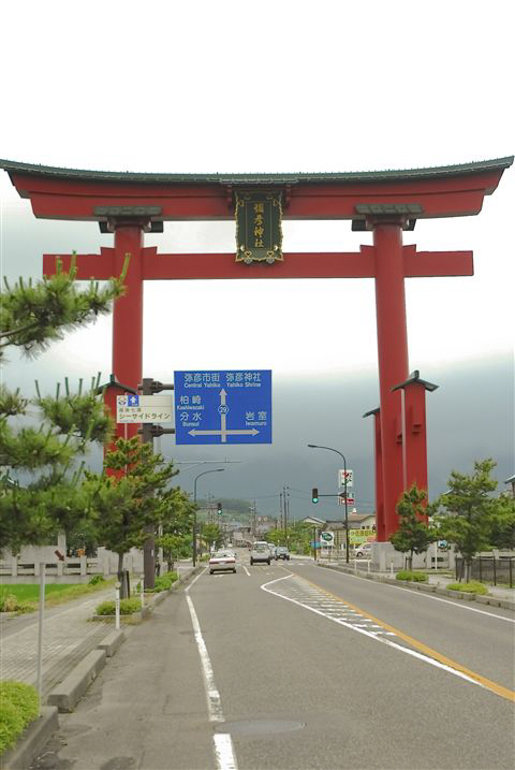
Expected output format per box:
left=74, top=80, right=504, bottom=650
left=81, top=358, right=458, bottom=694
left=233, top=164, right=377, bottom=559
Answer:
left=111, top=224, right=144, bottom=441
left=373, top=221, right=410, bottom=537
left=393, top=371, right=438, bottom=498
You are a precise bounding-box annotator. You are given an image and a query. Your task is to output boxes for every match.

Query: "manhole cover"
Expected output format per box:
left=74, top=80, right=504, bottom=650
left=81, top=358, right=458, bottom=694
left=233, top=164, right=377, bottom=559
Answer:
left=215, top=720, right=305, bottom=736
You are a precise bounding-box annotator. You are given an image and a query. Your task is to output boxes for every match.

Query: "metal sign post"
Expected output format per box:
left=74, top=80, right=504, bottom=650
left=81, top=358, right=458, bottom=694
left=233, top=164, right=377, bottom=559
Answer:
left=36, top=562, right=45, bottom=711
left=115, top=581, right=121, bottom=630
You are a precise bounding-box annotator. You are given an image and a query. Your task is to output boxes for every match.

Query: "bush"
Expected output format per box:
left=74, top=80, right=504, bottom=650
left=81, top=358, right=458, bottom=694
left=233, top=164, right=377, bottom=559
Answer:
left=0, top=594, right=33, bottom=614
left=145, top=572, right=178, bottom=593
left=0, top=594, right=19, bottom=612
left=446, top=581, right=488, bottom=595
left=0, top=681, right=39, bottom=755
left=95, top=598, right=141, bottom=615
left=395, top=570, right=428, bottom=583
left=88, top=575, right=105, bottom=586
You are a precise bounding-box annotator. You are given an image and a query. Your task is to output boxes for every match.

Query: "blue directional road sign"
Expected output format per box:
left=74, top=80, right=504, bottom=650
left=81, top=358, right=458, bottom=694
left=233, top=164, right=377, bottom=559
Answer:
left=174, top=370, right=272, bottom=445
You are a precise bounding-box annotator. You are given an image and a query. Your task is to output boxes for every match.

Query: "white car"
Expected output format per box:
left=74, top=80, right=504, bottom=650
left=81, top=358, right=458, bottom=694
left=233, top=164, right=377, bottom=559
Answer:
left=209, top=551, right=237, bottom=574
left=355, top=542, right=373, bottom=558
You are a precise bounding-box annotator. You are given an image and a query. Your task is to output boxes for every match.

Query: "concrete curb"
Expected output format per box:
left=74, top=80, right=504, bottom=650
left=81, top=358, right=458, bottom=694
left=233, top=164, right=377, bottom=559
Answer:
left=91, top=605, right=152, bottom=624
left=318, top=562, right=515, bottom=611
left=97, top=629, right=125, bottom=656
left=47, top=649, right=107, bottom=712
left=0, top=707, right=58, bottom=770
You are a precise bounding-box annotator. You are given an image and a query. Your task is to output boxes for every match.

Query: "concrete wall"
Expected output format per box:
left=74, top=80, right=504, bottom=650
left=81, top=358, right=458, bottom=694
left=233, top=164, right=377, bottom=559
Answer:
left=0, top=544, right=146, bottom=583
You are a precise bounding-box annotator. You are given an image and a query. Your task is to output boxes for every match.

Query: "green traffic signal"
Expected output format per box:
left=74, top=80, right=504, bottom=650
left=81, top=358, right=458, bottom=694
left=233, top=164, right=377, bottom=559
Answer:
left=312, top=488, right=319, bottom=504
left=217, top=502, right=222, bottom=516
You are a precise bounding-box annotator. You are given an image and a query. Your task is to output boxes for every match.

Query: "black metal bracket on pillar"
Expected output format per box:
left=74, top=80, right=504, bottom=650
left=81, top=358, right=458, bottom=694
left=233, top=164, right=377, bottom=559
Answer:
left=139, top=378, right=174, bottom=395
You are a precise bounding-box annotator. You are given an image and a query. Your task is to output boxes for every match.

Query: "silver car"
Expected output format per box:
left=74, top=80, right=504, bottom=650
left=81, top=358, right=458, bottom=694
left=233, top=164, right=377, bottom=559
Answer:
left=250, top=544, right=271, bottom=566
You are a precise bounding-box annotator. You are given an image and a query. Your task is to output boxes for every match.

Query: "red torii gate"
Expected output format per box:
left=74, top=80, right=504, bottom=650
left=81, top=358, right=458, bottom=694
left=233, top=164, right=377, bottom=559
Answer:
left=2, top=157, right=512, bottom=539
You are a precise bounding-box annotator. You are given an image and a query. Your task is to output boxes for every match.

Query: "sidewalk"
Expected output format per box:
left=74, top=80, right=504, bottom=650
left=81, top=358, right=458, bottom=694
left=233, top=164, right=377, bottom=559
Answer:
left=0, top=587, right=119, bottom=698
left=316, top=558, right=515, bottom=608
left=0, top=561, right=198, bottom=699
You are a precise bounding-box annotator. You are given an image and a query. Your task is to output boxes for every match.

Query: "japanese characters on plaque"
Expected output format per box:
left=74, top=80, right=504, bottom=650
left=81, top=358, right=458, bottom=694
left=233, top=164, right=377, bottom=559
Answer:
left=235, top=190, right=283, bottom=264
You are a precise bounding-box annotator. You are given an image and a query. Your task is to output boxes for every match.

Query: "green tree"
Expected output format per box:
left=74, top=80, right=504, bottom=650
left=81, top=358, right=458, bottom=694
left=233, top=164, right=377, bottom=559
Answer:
left=0, top=261, right=124, bottom=553
left=156, top=488, right=195, bottom=571
left=487, top=493, right=515, bottom=551
left=200, top=522, right=224, bottom=553
left=389, top=485, right=434, bottom=570
left=0, top=256, right=125, bottom=359
left=84, top=437, right=179, bottom=596
left=432, top=459, right=499, bottom=581
left=267, top=522, right=312, bottom=554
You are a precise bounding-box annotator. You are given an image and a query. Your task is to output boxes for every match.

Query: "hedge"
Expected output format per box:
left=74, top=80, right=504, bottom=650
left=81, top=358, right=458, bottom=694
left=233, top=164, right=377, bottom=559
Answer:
left=0, top=681, right=39, bottom=755
left=95, top=598, right=142, bottom=615
left=395, top=570, right=428, bottom=582
left=446, top=581, right=488, bottom=595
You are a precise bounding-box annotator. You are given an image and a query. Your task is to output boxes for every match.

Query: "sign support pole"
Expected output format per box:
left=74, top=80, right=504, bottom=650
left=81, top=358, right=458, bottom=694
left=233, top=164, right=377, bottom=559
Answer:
left=139, top=378, right=175, bottom=589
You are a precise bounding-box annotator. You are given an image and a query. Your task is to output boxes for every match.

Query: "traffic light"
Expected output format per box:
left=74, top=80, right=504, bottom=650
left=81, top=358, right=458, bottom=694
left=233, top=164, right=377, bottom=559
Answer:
left=312, top=488, right=319, bottom=504
left=217, top=502, right=222, bottom=516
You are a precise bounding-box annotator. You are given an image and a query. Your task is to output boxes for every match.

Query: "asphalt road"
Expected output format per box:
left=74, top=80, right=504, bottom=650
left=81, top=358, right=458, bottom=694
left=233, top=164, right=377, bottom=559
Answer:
left=31, top=553, right=515, bottom=770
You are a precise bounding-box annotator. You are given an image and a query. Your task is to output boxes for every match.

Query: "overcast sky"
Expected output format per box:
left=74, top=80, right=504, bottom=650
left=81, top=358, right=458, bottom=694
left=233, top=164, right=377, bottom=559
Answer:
left=1, top=0, right=513, bottom=516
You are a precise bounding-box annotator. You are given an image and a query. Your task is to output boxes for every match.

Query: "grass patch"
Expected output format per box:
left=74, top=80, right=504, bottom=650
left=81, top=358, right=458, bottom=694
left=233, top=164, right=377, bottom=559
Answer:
left=395, top=570, right=428, bottom=582
left=0, top=681, right=39, bottom=755
left=0, top=579, right=115, bottom=613
left=446, top=581, right=488, bottom=595
left=96, top=598, right=142, bottom=615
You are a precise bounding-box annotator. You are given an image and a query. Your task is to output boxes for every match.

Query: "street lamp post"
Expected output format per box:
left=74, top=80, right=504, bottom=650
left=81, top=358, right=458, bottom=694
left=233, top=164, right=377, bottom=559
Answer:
left=193, top=469, right=225, bottom=567
left=308, top=444, right=350, bottom=564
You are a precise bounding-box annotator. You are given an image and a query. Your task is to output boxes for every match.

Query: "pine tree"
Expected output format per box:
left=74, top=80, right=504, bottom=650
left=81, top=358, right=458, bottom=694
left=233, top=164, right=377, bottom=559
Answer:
left=432, top=459, right=500, bottom=581
left=156, top=488, right=195, bottom=571
left=0, top=260, right=124, bottom=553
left=389, top=485, right=434, bottom=570
left=84, top=437, right=179, bottom=596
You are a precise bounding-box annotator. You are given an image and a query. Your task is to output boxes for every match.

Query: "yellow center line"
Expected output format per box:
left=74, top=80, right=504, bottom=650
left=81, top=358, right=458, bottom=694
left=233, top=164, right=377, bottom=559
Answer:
left=294, top=571, right=515, bottom=703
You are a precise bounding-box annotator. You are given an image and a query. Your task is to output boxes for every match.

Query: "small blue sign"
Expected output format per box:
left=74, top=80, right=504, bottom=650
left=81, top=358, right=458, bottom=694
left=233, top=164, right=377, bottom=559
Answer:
left=174, top=370, right=272, bottom=445
left=127, top=394, right=140, bottom=406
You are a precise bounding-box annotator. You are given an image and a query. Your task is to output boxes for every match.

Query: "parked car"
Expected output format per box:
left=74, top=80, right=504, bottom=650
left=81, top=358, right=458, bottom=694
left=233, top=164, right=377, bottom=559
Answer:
left=250, top=543, right=271, bottom=566
left=275, top=547, right=290, bottom=561
left=355, top=542, right=373, bottom=558
left=209, top=551, right=237, bottom=574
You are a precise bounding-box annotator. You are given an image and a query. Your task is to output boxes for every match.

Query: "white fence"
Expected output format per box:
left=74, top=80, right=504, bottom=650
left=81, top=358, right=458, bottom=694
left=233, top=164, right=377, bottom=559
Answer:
left=1, top=546, right=145, bottom=583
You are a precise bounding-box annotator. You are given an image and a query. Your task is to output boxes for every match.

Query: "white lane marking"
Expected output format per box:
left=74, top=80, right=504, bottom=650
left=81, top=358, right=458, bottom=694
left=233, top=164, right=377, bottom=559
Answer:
left=243, top=566, right=251, bottom=577
left=260, top=574, right=491, bottom=695
left=185, top=566, right=208, bottom=593
left=313, top=567, right=515, bottom=624
left=186, top=581, right=238, bottom=769
left=186, top=594, right=224, bottom=723
left=214, top=734, right=238, bottom=770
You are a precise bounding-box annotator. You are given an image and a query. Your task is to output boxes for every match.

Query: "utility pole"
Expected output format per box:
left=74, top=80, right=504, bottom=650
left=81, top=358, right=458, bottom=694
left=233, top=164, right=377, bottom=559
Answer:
left=283, top=486, right=290, bottom=536
left=249, top=501, right=257, bottom=538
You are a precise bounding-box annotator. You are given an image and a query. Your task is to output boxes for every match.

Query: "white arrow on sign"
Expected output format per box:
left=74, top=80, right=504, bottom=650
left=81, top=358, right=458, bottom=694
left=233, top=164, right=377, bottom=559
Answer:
left=189, top=428, right=259, bottom=437
left=188, top=389, right=260, bottom=443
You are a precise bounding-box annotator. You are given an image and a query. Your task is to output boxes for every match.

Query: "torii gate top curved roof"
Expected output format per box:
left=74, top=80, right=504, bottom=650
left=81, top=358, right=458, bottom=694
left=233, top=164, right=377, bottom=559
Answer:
left=1, top=156, right=512, bottom=222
